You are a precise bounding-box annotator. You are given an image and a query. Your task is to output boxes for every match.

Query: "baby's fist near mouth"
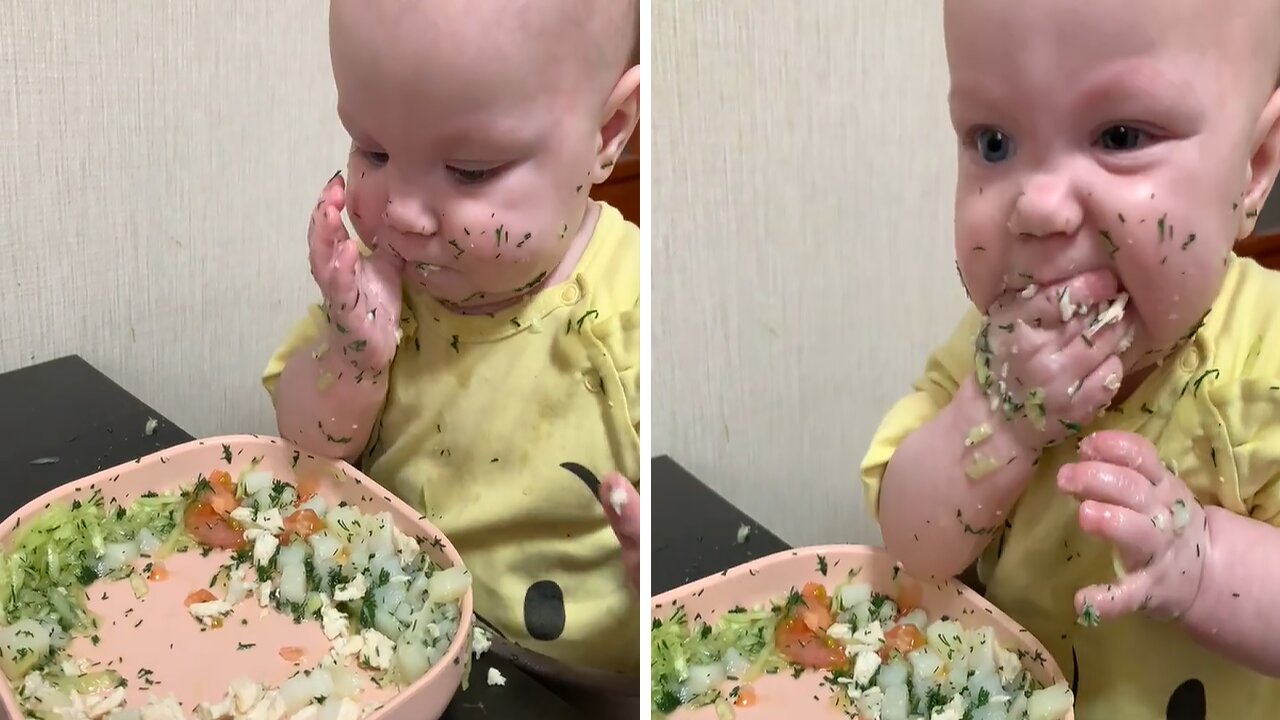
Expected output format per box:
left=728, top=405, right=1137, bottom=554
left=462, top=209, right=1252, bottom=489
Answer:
left=973, top=268, right=1133, bottom=455
left=1057, top=430, right=1207, bottom=626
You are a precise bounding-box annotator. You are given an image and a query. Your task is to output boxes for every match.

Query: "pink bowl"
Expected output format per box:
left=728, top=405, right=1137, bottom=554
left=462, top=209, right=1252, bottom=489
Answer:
left=651, top=544, right=1073, bottom=719
left=0, top=435, right=473, bottom=720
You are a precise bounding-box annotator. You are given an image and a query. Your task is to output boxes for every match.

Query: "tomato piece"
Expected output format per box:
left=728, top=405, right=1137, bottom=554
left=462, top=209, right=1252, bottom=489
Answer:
left=733, top=686, right=757, bottom=708
left=185, top=589, right=217, bottom=607
left=880, top=623, right=927, bottom=661
left=193, top=469, right=241, bottom=516
left=296, top=475, right=321, bottom=502
left=208, top=470, right=236, bottom=495
left=147, top=563, right=169, bottom=581
left=281, top=509, right=326, bottom=541
left=894, top=577, right=924, bottom=618
left=799, top=582, right=834, bottom=633
left=775, top=616, right=846, bottom=669
left=185, top=502, right=247, bottom=549
left=279, top=646, right=305, bottom=662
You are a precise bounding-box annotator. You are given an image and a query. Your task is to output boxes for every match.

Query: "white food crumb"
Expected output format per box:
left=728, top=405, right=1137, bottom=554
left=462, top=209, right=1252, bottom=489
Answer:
left=1057, top=288, right=1074, bottom=322
left=826, top=622, right=853, bottom=641
left=1103, top=373, right=1121, bottom=391
left=145, top=417, right=158, bottom=436
left=392, top=524, right=420, bottom=565
left=189, top=599, right=233, bottom=627
left=331, top=633, right=365, bottom=662
left=139, top=696, right=186, bottom=720
left=321, top=603, right=350, bottom=640
left=245, top=528, right=280, bottom=568
left=334, top=573, right=367, bottom=602
left=1152, top=511, right=1168, bottom=531
left=851, top=649, right=881, bottom=687
left=931, top=694, right=967, bottom=720
left=1020, top=283, right=1037, bottom=298
left=846, top=622, right=885, bottom=655
left=255, top=508, right=285, bottom=535
left=609, top=485, right=628, bottom=515
left=1084, top=293, right=1128, bottom=339
left=1117, top=327, right=1136, bottom=354
left=487, top=667, right=507, bottom=686
left=1171, top=499, right=1191, bottom=532
left=996, top=642, right=1023, bottom=685
left=850, top=685, right=884, bottom=719
left=736, top=524, right=751, bottom=543
left=359, top=628, right=395, bottom=670
left=291, top=707, right=321, bottom=720
left=472, top=626, right=492, bottom=658
left=257, top=579, right=273, bottom=608
left=332, top=699, right=363, bottom=720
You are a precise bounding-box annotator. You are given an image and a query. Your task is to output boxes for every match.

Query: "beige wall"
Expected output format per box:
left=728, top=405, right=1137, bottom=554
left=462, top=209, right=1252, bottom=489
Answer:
left=0, top=3, right=347, bottom=436
left=652, top=2, right=966, bottom=546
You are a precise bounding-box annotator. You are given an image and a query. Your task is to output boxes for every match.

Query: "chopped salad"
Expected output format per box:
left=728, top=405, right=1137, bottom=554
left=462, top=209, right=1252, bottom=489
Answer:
left=0, top=465, right=473, bottom=719
left=652, top=571, right=1073, bottom=720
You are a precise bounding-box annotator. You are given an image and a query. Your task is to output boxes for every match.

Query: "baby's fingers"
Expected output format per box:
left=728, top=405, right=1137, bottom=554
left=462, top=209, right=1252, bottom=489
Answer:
left=1076, top=500, right=1163, bottom=571
left=327, top=238, right=360, bottom=308
left=1058, top=354, right=1124, bottom=426
left=598, top=473, right=639, bottom=591
left=1076, top=573, right=1151, bottom=626
left=309, top=205, right=351, bottom=277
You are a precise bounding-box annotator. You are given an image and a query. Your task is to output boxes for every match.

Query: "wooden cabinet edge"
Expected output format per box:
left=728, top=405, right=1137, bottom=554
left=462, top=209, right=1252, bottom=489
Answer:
left=1239, top=231, right=1280, bottom=270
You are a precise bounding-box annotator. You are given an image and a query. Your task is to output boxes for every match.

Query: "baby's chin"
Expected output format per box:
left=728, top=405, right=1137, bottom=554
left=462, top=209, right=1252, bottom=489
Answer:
left=404, top=267, right=539, bottom=314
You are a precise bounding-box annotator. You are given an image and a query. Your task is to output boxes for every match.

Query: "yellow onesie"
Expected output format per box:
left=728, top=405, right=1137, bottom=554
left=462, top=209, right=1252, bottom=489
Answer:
left=263, top=202, right=640, bottom=679
left=862, top=256, right=1280, bottom=719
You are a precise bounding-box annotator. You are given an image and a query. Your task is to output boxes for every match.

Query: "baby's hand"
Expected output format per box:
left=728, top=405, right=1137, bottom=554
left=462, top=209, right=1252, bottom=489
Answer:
left=598, top=473, right=639, bottom=594
left=1057, top=430, right=1207, bottom=625
left=308, top=172, right=405, bottom=373
left=976, top=269, right=1133, bottom=452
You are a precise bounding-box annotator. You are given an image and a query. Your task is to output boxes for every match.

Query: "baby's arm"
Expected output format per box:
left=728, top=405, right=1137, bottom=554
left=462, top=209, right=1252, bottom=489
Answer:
left=878, top=270, right=1131, bottom=579
left=879, top=378, right=1036, bottom=578
left=1179, top=507, right=1280, bottom=676
left=268, top=174, right=405, bottom=462
left=271, top=339, right=389, bottom=462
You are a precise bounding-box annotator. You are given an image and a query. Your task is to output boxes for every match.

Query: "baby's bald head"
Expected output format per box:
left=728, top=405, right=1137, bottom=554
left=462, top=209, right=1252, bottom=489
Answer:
left=330, top=0, right=636, bottom=112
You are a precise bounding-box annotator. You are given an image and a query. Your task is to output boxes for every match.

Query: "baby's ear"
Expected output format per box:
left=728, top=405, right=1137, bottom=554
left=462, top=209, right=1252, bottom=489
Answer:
left=1240, top=87, right=1280, bottom=238
left=589, top=66, right=640, bottom=185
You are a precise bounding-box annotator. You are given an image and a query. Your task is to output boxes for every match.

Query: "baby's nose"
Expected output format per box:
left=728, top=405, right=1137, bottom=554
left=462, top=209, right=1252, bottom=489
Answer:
left=1009, top=172, right=1083, bottom=239
left=382, top=193, right=440, bottom=239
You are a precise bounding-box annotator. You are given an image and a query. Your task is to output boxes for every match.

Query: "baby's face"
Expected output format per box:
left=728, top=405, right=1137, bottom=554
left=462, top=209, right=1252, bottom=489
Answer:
left=946, top=0, right=1280, bottom=368
left=329, top=1, right=616, bottom=311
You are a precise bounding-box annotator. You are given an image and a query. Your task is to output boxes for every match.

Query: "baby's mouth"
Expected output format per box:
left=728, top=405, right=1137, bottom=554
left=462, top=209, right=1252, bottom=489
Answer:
left=415, top=263, right=443, bottom=275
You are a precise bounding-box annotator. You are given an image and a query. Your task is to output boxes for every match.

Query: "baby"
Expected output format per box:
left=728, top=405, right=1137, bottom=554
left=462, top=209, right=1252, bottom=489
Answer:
left=260, top=0, right=641, bottom=709
left=861, top=0, right=1280, bottom=717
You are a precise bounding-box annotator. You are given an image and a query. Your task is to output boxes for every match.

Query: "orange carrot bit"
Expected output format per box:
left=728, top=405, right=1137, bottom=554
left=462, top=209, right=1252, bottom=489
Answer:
left=147, top=563, right=169, bottom=581
left=184, top=589, right=217, bottom=607
left=279, top=646, right=305, bottom=663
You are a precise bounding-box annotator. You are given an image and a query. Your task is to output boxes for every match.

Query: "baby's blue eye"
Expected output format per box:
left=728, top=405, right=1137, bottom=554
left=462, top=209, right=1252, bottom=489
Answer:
left=449, top=167, right=492, bottom=184
left=974, top=128, right=1014, bottom=163
left=1097, top=125, right=1146, bottom=151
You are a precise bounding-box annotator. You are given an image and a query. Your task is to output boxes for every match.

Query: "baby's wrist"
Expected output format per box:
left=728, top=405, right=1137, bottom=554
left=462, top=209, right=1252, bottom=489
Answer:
left=312, top=335, right=394, bottom=388
left=950, top=378, right=1037, bottom=481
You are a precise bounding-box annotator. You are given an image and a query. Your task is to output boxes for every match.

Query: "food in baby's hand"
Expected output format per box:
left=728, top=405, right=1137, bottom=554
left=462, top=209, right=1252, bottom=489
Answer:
left=0, top=464, right=471, bottom=719
left=651, top=574, right=1073, bottom=719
